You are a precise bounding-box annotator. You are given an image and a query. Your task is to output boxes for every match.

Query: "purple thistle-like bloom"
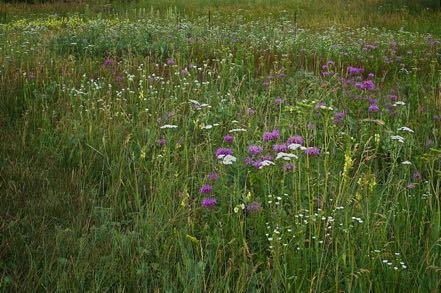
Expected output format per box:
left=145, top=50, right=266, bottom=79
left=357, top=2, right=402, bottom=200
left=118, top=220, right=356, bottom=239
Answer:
left=244, top=157, right=254, bottom=165
left=273, top=143, right=288, bottom=153
left=201, top=197, right=217, bottom=207
left=103, top=58, right=113, bottom=66
left=347, top=66, right=364, bottom=75
left=305, top=147, right=320, bottom=157
left=287, top=135, right=304, bottom=145
left=223, top=134, right=234, bottom=143
left=166, top=58, right=176, bottom=66
left=159, top=138, right=167, bottom=146
left=413, top=171, right=422, bottom=180
left=356, top=80, right=375, bottom=91
left=207, top=172, right=219, bottom=181
left=368, top=73, right=375, bottom=79
left=274, top=97, right=284, bottom=105
left=199, top=184, right=213, bottom=194
left=252, top=160, right=263, bottom=169
left=215, top=147, right=233, bottom=158
left=248, top=145, right=264, bottom=156
left=262, top=155, right=274, bottom=161
left=245, top=202, right=262, bottom=213
left=263, top=129, right=280, bottom=142
left=334, top=111, right=346, bottom=124
left=283, top=162, right=295, bottom=172
left=368, top=104, right=380, bottom=113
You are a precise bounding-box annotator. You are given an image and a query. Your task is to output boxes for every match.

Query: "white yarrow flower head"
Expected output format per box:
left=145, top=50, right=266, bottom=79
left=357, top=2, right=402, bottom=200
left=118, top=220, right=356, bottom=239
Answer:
left=393, top=101, right=406, bottom=106
left=259, top=160, right=275, bottom=168
left=276, top=152, right=299, bottom=160
left=160, top=124, right=178, bottom=129
left=229, top=128, right=247, bottom=133
left=288, top=143, right=306, bottom=151
left=401, top=161, right=412, bottom=165
left=220, top=155, right=237, bottom=165
left=391, top=135, right=405, bottom=143
left=397, top=127, right=414, bottom=133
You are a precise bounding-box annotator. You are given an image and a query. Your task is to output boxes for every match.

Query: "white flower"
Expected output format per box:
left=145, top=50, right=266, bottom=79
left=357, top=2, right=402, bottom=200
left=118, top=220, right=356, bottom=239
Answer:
left=397, top=127, right=414, bottom=133
left=288, top=143, right=306, bottom=150
left=393, top=101, right=406, bottom=106
left=276, top=152, right=299, bottom=160
left=160, top=124, right=178, bottom=129
left=401, top=161, right=412, bottom=165
left=220, top=155, right=237, bottom=165
left=391, top=135, right=405, bottom=143
left=229, top=128, right=247, bottom=132
left=201, top=124, right=213, bottom=129
left=258, top=160, right=275, bottom=169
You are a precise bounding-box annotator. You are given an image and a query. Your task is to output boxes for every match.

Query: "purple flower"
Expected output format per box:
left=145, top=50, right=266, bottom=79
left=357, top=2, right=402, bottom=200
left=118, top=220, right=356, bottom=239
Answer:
left=180, top=68, right=189, bottom=76
left=347, top=66, right=364, bottom=75
left=263, top=129, right=280, bottom=142
left=283, top=162, right=295, bottom=172
left=368, top=104, right=379, bottom=113
left=245, top=202, right=262, bottom=213
left=305, top=147, right=320, bottom=157
left=356, top=80, right=375, bottom=91
left=159, top=138, right=167, bottom=146
left=368, top=73, right=375, bottom=79
left=103, top=58, right=113, bottom=66
left=274, top=97, right=284, bottom=105
left=287, top=135, right=304, bottom=145
left=166, top=58, right=176, bottom=66
left=248, top=145, right=263, bottom=156
left=252, top=160, right=263, bottom=169
left=223, top=134, right=234, bottom=143
left=201, top=197, right=217, bottom=207
left=244, top=157, right=254, bottom=165
left=207, top=173, right=219, bottom=181
left=273, top=143, right=288, bottom=153
left=262, top=155, right=274, bottom=161
left=413, top=171, right=422, bottom=180
left=334, top=111, right=346, bottom=124
left=199, top=184, right=213, bottom=194
left=215, top=147, right=233, bottom=158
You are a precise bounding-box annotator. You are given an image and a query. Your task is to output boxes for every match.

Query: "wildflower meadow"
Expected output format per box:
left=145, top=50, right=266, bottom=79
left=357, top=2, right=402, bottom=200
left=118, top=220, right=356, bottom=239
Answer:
left=1, top=0, right=440, bottom=291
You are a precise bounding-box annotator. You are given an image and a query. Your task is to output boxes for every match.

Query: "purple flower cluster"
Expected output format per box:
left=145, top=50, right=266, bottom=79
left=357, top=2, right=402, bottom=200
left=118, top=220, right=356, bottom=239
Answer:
left=304, top=147, right=321, bottom=157
left=223, top=134, right=234, bottom=143
left=215, top=147, right=233, bottom=158
left=201, top=197, right=217, bottom=207
left=199, top=184, right=213, bottom=194
left=262, top=129, right=280, bottom=142
left=355, top=80, right=375, bottom=91
left=287, top=135, right=304, bottom=145
left=273, top=143, right=288, bottom=153
left=245, top=202, right=261, bottom=213
left=347, top=66, right=364, bottom=75
left=248, top=145, right=263, bottom=156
